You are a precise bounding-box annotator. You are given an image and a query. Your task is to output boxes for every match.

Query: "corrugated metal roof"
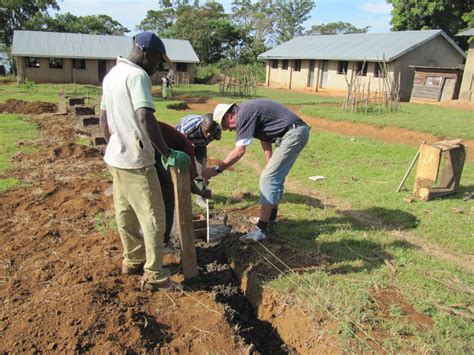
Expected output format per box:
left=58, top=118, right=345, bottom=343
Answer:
left=11, top=30, right=199, bottom=63
left=258, top=30, right=465, bottom=62
left=456, top=28, right=474, bottom=37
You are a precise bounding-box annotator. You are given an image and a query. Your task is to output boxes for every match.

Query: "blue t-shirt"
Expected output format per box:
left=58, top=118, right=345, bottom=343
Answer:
left=235, top=99, right=302, bottom=146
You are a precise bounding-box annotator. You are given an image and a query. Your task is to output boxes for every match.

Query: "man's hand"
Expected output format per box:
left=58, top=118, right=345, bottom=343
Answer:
left=202, top=167, right=217, bottom=180
left=201, top=188, right=212, bottom=199
left=161, top=149, right=191, bottom=172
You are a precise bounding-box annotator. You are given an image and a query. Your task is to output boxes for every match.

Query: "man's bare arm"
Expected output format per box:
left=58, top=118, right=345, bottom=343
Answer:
left=260, top=140, right=272, bottom=164
left=135, top=107, right=170, bottom=158
left=100, top=110, right=110, bottom=143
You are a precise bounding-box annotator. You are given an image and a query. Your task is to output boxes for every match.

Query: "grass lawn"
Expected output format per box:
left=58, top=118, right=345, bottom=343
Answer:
left=205, top=127, right=473, bottom=353
left=300, top=101, right=474, bottom=140
left=0, top=82, right=102, bottom=104
left=0, top=113, right=39, bottom=191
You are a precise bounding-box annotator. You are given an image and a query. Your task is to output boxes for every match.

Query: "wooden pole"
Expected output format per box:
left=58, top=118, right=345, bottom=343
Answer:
left=396, top=141, right=427, bottom=192
left=170, top=167, right=199, bottom=280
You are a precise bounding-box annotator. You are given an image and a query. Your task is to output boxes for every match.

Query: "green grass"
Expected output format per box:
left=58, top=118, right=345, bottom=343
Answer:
left=301, top=101, right=474, bottom=140
left=205, top=129, right=473, bottom=353
left=0, top=83, right=102, bottom=104
left=0, top=113, right=39, bottom=190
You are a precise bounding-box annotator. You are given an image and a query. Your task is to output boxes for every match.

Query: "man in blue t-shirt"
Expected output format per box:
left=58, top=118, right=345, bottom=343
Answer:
left=202, top=99, right=309, bottom=243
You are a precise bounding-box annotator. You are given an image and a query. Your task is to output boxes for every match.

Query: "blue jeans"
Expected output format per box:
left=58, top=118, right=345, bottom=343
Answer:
left=259, top=125, right=309, bottom=205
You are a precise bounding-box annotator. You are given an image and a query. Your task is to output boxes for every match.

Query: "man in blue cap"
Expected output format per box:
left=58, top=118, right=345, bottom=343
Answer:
left=100, top=31, right=189, bottom=291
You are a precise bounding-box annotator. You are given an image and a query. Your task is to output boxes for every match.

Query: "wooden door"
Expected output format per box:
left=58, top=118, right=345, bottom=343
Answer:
left=440, top=78, right=455, bottom=101
left=308, top=60, right=315, bottom=87
left=98, top=60, right=107, bottom=83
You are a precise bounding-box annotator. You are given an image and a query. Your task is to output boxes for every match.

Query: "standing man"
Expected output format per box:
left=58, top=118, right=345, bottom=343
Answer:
left=201, top=99, right=309, bottom=243
left=176, top=113, right=221, bottom=206
left=100, top=31, right=189, bottom=291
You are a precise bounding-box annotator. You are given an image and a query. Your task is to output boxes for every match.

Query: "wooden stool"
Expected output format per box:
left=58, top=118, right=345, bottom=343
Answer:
left=413, top=140, right=466, bottom=200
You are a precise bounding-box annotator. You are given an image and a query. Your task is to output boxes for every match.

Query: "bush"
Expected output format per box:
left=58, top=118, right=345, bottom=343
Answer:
left=195, top=62, right=267, bottom=84
left=19, top=79, right=37, bottom=92
left=195, top=64, right=220, bottom=84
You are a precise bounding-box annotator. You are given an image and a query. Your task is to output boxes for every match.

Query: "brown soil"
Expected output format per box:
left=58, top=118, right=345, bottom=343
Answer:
left=0, top=99, right=57, bottom=115
left=0, top=108, right=265, bottom=353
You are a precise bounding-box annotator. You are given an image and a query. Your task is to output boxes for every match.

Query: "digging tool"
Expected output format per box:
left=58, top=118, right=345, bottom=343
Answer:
left=396, top=140, right=426, bottom=192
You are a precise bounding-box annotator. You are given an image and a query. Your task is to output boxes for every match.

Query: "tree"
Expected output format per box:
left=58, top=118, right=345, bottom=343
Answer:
left=306, top=22, right=370, bottom=35
left=172, top=2, right=243, bottom=64
left=0, top=0, right=59, bottom=46
left=138, top=1, right=243, bottom=64
left=34, top=12, right=130, bottom=35
left=273, top=0, right=315, bottom=43
left=387, top=0, right=473, bottom=39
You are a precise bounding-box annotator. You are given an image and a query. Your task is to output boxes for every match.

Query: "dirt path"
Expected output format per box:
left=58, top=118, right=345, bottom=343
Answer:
left=180, top=97, right=474, bottom=160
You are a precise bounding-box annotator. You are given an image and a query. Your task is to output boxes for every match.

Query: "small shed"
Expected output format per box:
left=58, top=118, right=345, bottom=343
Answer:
left=409, top=66, right=463, bottom=102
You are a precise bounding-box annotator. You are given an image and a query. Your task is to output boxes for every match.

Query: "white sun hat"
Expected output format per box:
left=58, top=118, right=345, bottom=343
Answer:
left=213, top=103, right=235, bottom=125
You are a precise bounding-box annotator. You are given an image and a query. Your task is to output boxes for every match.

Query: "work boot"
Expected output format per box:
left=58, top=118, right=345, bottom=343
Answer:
left=163, top=241, right=179, bottom=255
left=140, top=274, right=183, bottom=292
left=122, top=262, right=144, bottom=275
left=239, top=227, right=267, bottom=244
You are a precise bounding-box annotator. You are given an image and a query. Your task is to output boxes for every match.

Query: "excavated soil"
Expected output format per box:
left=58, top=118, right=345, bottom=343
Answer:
left=0, top=99, right=58, bottom=115
left=0, top=107, right=293, bottom=353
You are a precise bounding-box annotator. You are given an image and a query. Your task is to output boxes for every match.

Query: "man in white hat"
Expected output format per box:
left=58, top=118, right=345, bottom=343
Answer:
left=202, top=99, right=309, bottom=243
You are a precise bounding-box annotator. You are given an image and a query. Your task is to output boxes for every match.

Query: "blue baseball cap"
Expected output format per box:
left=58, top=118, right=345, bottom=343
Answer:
left=133, top=31, right=171, bottom=63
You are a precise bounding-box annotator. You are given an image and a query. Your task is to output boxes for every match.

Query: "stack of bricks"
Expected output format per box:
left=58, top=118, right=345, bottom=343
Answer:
left=68, top=97, right=106, bottom=147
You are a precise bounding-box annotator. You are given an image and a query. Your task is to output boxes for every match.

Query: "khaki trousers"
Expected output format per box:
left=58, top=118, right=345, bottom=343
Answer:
left=108, top=165, right=169, bottom=283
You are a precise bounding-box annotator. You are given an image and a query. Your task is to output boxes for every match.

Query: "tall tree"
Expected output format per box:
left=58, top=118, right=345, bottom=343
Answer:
left=138, top=1, right=242, bottom=64
left=273, top=0, right=314, bottom=43
left=387, top=0, right=473, bottom=39
left=34, top=12, right=130, bottom=35
left=0, top=0, right=59, bottom=46
left=306, top=22, right=370, bottom=35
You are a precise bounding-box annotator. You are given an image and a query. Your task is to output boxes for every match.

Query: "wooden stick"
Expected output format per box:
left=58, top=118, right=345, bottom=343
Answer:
left=170, top=167, right=199, bottom=280
left=396, top=141, right=427, bottom=192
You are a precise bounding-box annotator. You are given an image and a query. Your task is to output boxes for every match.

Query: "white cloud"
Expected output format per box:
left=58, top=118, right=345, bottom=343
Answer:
left=359, top=2, right=393, bottom=14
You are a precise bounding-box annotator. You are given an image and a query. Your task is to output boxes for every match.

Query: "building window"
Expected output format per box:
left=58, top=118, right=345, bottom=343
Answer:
left=293, top=60, right=301, bottom=72
left=337, top=61, right=348, bottom=75
left=176, top=63, right=188, bottom=72
left=374, top=63, right=385, bottom=78
left=425, top=76, right=442, bottom=87
left=49, top=58, right=63, bottom=69
left=26, top=57, right=40, bottom=68
left=355, top=61, right=367, bottom=76
left=282, top=60, right=288, bottom=70
left=271, top=59, right=278, bottom=69
left=158, top=62, right=170, bottom=72
left=73, top=59, right=86, bottom=69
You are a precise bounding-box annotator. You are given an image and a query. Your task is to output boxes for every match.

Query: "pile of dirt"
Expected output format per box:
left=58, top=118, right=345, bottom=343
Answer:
left=0, top=99, right=57, bottom=115
left=0, top=111, right=291, bottom=353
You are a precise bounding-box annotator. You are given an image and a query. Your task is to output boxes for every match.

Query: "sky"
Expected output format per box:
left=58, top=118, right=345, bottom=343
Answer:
left=53, top=0, right=394, bottom=35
